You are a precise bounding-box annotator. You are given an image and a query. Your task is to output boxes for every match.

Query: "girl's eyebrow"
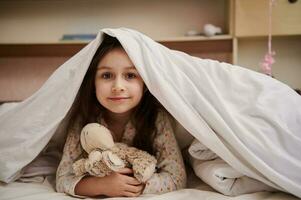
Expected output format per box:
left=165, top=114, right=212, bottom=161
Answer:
left=97, top=66, right=111, bottom=70
left=97, top=66, right=136, bottom=70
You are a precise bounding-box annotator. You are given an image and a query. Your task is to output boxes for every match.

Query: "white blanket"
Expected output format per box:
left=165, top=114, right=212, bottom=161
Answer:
left=0, top=28, right=301, bottom=198
left=188, top=139, right=276, bottom=196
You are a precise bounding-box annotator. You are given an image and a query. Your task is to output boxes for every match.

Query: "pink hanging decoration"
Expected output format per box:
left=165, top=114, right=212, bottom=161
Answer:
left=261, top=51, right=275, bottom=76
left=260, top=0, right=276, bottom=76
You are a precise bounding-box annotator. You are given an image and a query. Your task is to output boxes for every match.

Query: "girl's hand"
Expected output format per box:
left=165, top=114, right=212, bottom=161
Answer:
left=100, top=168, right=145, bottom=197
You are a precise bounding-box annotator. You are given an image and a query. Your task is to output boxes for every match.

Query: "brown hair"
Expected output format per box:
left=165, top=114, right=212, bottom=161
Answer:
left=66, top=34, right=162, bottom=154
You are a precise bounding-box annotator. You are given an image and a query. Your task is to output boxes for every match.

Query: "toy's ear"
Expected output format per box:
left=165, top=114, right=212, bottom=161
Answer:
left=80, top=123, right=115, bottom=153
left=80, top=129, right=90, bottom=153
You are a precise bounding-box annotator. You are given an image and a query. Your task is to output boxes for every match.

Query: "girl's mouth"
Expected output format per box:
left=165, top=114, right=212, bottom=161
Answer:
left=108, top=97, right=130, bottom=101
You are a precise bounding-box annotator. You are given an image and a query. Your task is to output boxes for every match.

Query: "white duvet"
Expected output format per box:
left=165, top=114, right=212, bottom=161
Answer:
left=188, top=139, right=276, bottom=196
left=0, top=28, right=301, bottom=199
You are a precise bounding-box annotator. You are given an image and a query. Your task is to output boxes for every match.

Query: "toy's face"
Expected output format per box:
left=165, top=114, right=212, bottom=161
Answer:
left=80, top=123, right=115, bottom=153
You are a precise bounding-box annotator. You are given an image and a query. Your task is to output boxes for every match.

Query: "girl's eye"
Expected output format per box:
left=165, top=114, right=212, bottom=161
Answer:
left=125, top=73, right=137, bottom=79
left=101, top=72, right=112, bottom=79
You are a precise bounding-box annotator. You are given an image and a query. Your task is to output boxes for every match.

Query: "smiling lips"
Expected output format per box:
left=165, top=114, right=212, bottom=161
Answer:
left=108, top=97, right=130, bottom=101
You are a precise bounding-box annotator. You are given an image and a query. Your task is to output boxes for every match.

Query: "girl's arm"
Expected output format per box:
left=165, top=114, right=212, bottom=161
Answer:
left=75, top=168, right=144, bottom=197
left=56, top=125, right=144, bottom=197
left=56, top=127, right=87, bottom=197
left=143, top=111, right=187, bottom=194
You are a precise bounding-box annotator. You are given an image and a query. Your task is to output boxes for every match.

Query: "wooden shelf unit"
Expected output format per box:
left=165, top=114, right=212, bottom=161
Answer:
left=1, top=0, right=301, bottom=102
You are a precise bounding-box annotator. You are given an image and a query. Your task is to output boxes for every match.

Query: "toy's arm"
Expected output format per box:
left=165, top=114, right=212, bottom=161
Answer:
left=112, top=143, right=156, bottom=182
left=126, top=148, right=157, bottom=183
left=143, top=111, right=187, bottom=194
left=84, top=150, right=111, bottom=177
left=101, top=150, right=126, bottom=172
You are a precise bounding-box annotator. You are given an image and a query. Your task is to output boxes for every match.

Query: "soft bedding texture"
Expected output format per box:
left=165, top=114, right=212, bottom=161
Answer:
left=0, top=28, right=301, bottom=199
left=0, top=173, right=299, bottom=200
left=188, top=139, right=276, bottom=196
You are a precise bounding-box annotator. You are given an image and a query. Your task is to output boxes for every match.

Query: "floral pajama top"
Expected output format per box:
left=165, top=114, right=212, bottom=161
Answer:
left=56, top=111, right=187, bottom=197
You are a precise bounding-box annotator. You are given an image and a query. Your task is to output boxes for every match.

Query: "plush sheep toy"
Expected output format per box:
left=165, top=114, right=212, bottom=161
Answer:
left=72, top=123, right=157, bottom=183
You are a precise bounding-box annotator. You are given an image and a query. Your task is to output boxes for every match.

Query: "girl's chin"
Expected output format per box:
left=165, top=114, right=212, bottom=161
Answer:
left=106, top=107, right=134, bottom=115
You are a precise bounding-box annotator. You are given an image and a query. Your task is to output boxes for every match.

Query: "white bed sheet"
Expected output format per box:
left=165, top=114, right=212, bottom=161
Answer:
left=0, top=171, right=299, bottom=200
left=0, top=180, right=298, bottom=200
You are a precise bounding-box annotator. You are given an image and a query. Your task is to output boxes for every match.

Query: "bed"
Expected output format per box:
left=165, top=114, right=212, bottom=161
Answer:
left=0, top=154, right=299, bottom=200
left=0, top=105, right=299, bottom=200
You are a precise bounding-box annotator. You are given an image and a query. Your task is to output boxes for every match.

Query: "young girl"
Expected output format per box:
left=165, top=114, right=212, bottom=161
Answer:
left=56, top=34, right=187, bottom=198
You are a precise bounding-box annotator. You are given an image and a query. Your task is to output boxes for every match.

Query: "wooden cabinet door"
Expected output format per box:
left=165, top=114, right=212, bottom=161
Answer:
left=235, top=0, right=301, bottom=36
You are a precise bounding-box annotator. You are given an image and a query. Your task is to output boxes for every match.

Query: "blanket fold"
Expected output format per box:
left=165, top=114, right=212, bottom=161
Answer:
left=188, top=139, right=276, bottom=196
left=0, top=28, right=300, bottom=198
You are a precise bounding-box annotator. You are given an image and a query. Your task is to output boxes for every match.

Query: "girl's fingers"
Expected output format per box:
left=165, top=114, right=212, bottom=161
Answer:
left=123, top=190, right=142, bottom=197
left=125, top=176, right=141, bottom=185
left=117, top=168, right=133, bottom=175
left=125, top=183, right=144, bottom=193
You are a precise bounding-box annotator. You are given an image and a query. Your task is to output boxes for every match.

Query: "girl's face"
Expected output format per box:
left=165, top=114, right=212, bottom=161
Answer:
left=95, top=48, right=144, bottom=114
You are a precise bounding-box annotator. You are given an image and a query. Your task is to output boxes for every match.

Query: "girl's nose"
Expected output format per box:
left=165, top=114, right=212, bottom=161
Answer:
left=111, top=86, right=125, bottom=93
left=111, top=78, right=125, bottom=93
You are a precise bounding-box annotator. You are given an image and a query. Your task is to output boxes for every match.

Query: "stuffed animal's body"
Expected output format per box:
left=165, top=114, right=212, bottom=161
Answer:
left=72, top=123, right=157, bottom=183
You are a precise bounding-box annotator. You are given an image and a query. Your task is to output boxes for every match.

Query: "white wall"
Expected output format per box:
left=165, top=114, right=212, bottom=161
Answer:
left=0, top=0, right=300, bottom=90
left=237, top=36, right=301, bottom=89
left=0, top=0, right=227, bottom=43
